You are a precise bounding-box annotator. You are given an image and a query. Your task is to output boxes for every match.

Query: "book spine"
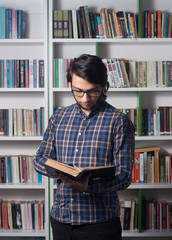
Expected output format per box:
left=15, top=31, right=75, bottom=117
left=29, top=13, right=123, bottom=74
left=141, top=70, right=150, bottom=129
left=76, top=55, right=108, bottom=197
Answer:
left=39, top=60, right=44, bottom=88
left=12, top=9, right=18, bottom=39
left=134, top=152, right=140, bottom=183
left=139, top=153, right=144, bottom=183
left=62, top=10, right=69, bottom=38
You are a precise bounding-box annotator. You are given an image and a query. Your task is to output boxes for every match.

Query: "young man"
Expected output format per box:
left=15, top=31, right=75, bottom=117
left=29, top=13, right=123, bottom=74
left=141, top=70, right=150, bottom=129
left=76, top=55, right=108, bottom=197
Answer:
left=33, top=54, right=135, bottom=240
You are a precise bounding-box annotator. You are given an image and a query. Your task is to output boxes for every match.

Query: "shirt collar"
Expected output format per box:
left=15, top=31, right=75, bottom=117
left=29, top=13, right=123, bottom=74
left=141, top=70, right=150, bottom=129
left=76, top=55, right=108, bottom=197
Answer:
left=76, top=96, right=106, bottom=119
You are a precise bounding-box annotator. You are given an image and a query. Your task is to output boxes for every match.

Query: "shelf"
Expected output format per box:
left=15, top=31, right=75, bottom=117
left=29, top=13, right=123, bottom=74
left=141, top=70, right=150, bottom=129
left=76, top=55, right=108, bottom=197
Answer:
left=52, top=38, right=172, bottom=44
left=53, top=182, right=172, bottom=190
left=0, top=39, right=45, bottom=44
left=129, top=183, right=172, bottom=189
left=135, top=136, right=172, bottom=140
left=0, top=136, right=43, bottom=141
left=108, top=88, right=172, bottom=92
left=0, top=229, right=45, bottom=237
left=134, top=229, right=172, bottom=237
left=122, top=229, right=140, bottom=237
left=0, top=88, right=45, bottom=93
left=0, top=183, right=45, bottom=189
left=52, top=87, right=172, bottom=92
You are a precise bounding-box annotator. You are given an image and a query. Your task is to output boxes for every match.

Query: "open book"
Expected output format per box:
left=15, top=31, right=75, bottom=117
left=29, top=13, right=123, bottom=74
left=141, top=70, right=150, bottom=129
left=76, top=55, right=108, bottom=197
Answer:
left=44, top=159, right=116, bottom=181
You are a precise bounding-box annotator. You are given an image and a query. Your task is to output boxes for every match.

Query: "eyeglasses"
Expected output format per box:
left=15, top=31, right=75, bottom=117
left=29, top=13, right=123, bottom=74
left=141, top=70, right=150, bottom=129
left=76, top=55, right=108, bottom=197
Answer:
left=71, top=89, right=101, bottom=97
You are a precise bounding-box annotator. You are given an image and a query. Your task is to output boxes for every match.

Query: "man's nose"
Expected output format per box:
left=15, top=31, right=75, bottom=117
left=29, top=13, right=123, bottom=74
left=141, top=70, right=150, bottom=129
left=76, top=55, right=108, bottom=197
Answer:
left=82, top=92, right=90, bottom=101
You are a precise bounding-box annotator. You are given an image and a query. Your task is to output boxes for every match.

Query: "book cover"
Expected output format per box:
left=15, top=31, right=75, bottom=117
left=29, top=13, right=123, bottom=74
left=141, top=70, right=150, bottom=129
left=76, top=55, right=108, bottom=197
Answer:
left=72, top=10, right=78, bottom=39
left=96, top=14, right=104, bottom=38
left=0, top=7, right=6, bottom=39
left=139, top=152, right=144, bottom=183
left=55, top=10, right=63, bottom=38
left=84, top=6, right=92, bottom=38
left=76, top=10, right=83, bottom=38
left=108, top=12, right=116, bottom=38
left=19, top=60, right=25, bottom=87
left=12, top=9, right=18, bottom=39
left=53, top=10, right=58, bottom=38
left=62, top=10, right=68, bottom=38
left=44, top=159, right=116, bottom=181
left=93, top=13, right=99, bottom=38
left=89, top=12, right=96, bottom=38
left=39, top=60, right=44, bottom=88
left=157, top=10, right=162, bottom=38
left=111, top=12, right=120, bottom=38
left=18, top=10, right=26, bottom=39
left=168, top=202, right=172, bottom=229
left=68, top=10, right=73, bottom=38
left=162, top=202, right=167, bottom=229
left=7, top=201, right=13, bottom=229
left=159, top=154, right=166, bottom=183
left=2, top=201, right=8, bottom=229
left=134, top=152, right=140, bottom=183
left=135, top=146, right=160, bottom=153
left=123, top=200, right=131, bottom=230
left=147, top=152, right=153, bottom=183
left=79, top=6, right=89, bottom=38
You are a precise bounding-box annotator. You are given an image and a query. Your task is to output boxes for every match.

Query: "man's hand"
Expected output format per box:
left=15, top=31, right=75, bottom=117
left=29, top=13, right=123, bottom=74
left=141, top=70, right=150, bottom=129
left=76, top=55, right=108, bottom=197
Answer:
left=55, top=172, right=91, bottom=193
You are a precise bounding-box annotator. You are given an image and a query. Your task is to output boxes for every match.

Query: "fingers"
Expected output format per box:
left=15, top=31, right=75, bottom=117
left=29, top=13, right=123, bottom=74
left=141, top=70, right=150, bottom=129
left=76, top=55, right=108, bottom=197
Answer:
left=56, top=172, right=91, bottom=193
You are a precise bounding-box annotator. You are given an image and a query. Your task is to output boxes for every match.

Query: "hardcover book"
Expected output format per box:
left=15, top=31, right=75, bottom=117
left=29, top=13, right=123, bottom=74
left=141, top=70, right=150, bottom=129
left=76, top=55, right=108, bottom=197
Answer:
left=44, top=159, right=116, bottom=181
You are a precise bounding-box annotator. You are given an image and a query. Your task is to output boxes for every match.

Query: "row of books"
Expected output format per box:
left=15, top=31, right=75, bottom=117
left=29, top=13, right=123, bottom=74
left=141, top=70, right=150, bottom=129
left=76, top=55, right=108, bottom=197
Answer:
left=0, top=7, right=26, bottom=39
left=129, top=60, right=172, bottom=88
left=53, top=6, right=138, bottom=39
left=0, top=107, right=44, bottom=137
left=141, top=106, right=172, bottom=136
left=142, top=10, right=172, bottom=38
left=133, top=147, right=172, bottom=184
left=0, top=199, right=44, bottom=230
left=141, top=197, right=172, bottom=230
left=119, top=106, right=172, bottom=137
left=0, top=59, right=44, bottom=88
left=0, top=155, right=44, bottom=184
left=120, top=199, right=138, bottom=230
left=53, top=58, right=172, bottom=88
left=120, top=198, right=172, bottom=231
left=53, top=58, right=72, bottom=88
left=106, top=58, right=172, bottom=88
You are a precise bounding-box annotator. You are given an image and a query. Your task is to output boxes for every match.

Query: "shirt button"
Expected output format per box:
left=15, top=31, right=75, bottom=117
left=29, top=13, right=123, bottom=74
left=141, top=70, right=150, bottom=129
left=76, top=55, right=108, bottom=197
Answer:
left=79, top=132, right=81, bottom=135
left=76, top=149, right=78, bottom=152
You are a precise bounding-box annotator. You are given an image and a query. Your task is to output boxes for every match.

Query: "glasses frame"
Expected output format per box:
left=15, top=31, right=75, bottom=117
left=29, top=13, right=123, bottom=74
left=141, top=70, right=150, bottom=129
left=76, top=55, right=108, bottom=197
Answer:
left=71, top=88, right=101, bottom=98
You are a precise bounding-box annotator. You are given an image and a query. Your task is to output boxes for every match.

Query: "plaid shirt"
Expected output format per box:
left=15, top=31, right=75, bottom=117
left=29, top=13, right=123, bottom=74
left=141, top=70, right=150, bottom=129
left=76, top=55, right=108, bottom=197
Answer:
left=33, top=97, right=135, bottom=225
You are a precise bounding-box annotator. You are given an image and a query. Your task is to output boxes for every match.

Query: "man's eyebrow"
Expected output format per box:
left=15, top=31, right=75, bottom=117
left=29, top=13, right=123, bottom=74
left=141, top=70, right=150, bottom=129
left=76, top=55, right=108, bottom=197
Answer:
left=72, top=86, right=100, bottom=91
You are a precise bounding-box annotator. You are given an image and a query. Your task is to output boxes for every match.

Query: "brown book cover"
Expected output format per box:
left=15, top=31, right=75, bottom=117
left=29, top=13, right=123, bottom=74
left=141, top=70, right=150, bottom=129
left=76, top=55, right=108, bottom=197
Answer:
left=135, top=146, right=160, bottom=153
left=44, top=159, right=116, bottom=181
left=79, top=6, right=89, bottom=38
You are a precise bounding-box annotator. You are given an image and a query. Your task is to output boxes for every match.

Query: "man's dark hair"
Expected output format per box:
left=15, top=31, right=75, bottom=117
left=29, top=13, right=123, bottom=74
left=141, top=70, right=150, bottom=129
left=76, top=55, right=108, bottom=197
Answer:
left=67, top=54, right=109, bottom=99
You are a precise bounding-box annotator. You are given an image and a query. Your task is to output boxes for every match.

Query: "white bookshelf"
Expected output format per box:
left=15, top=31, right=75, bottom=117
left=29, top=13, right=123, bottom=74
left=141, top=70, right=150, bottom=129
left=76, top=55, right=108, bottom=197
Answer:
left=1, top=0, right=172, bottom=239
left=0, top=0, right=48, bottom=239
left=48, top=0, right=172, bottom=239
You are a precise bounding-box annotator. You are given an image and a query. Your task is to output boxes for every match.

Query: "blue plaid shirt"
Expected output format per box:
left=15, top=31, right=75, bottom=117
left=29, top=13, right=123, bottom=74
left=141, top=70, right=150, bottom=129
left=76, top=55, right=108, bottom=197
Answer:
left=33, top=97, right=135, bottom=225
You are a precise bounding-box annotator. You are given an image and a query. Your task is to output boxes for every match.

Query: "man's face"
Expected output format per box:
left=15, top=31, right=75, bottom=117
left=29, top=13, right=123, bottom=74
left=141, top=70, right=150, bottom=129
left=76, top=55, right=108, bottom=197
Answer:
left=71, top=74, right=102, bottom=115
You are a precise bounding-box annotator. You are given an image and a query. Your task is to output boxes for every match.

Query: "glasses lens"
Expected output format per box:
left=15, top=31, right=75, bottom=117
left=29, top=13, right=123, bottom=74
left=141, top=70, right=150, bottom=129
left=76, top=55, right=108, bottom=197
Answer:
left=72, top=90, right=84, bottom=97
left=88, top=90, right=100, bottom=97
left=72, top=89, right=100, bottom=97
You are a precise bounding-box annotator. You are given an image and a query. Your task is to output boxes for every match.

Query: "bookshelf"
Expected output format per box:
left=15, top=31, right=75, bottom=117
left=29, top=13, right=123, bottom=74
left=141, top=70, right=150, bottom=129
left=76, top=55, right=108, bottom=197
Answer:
left=1, top=0, right=172, bottom=239
left=0, top=0, right=48, bottom=239
left=49, top=0, right=172, bottom=239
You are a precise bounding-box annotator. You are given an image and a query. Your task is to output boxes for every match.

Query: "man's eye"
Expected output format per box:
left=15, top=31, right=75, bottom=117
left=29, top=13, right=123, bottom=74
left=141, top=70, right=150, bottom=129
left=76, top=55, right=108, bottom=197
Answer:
left=89, top=90, right=98, bottom=93
left=75, top=90, right=83, bottom=93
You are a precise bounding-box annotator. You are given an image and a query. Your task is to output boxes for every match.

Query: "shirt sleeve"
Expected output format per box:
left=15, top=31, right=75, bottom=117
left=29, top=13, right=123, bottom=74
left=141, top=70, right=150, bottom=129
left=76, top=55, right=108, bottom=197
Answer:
left=86, top=114, right=135, bottom=194
left=33, top=113, right=57, bottom=178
